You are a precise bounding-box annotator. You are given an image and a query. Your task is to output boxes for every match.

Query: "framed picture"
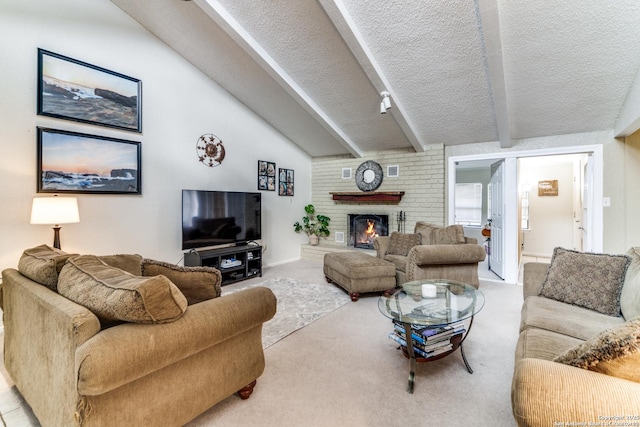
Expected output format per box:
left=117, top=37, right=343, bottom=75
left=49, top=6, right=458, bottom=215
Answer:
left=37, top=127, right=141, bottom=194
left=258, top=160, right=276, bottom=191
left=37, top=49, right=142, bottom=132
left=279, top=168, right=294, bottom=196
left=538, top=180, right=558, bottom=196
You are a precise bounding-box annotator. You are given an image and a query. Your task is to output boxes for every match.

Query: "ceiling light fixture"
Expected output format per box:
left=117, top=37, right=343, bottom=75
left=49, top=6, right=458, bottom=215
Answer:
left=380, top=91, right=391, bottom=114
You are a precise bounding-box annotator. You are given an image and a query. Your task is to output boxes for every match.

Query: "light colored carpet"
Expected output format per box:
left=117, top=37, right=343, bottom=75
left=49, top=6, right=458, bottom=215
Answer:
left=187, top=261, right=523, bottom=427
left=225, top=277, right=351, bottom=348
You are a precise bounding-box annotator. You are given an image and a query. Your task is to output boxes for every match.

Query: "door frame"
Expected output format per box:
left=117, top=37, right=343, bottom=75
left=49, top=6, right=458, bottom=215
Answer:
left=447, top=144, right=603, bottom=284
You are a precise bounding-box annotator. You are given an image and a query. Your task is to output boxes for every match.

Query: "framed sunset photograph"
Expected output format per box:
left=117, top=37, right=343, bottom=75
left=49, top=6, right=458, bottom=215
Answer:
left=37, top=127, right=141, bottom=194
left=37, top=49, right=142, bottom=132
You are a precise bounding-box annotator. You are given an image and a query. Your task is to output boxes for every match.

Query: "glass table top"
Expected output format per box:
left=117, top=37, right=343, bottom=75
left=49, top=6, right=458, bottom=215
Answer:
left=378, top=279, right=485, bottom=327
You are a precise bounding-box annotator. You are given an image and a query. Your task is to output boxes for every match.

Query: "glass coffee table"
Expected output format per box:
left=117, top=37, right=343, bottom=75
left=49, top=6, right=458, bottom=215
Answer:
left=378, top=279, right=485, bottom=393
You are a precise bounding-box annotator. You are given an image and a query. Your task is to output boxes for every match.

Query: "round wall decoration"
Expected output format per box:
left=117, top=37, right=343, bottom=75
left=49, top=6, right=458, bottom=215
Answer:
left=355, top=160, right=383, bottom=192
left=196, top=133, right=225, bottom=167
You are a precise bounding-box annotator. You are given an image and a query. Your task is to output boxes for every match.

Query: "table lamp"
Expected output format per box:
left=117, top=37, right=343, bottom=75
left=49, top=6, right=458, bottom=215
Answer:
left=30, top=196, right=80, bottom=249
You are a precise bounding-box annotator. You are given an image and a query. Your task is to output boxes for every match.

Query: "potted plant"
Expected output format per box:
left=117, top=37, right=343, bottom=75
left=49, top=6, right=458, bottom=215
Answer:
left=293, top=204, right=330, bottom=246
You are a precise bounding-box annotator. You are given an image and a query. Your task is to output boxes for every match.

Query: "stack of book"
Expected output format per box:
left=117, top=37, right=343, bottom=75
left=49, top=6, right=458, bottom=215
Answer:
left=388, top=320, right=465, bottom=359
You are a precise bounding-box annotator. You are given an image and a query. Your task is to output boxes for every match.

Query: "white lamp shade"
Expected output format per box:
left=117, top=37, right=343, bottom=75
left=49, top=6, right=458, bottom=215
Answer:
left=30, top=197, right=80, bottom=225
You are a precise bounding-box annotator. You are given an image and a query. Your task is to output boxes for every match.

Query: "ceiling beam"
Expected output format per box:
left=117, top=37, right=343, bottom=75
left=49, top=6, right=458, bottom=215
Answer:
left=475, top=0, right=513, bottom=148
left=614, top=65, right=640, bottom=137
left=192, top=0, right=364, bottom=157
left=319, top=0, right=426, bottom=152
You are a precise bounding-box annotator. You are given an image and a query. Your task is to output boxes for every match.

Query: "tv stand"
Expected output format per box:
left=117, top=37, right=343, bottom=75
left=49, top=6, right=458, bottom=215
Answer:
left=184, top=244, right=262, bottom=286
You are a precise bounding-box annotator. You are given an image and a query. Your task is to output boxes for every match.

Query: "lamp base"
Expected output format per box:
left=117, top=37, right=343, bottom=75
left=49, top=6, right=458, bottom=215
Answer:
left=52, top=226, right=61, bottom=250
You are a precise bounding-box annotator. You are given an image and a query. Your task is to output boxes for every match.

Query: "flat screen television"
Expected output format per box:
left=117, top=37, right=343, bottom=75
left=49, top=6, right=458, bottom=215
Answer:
left=182, top=189, right=262, bottom=250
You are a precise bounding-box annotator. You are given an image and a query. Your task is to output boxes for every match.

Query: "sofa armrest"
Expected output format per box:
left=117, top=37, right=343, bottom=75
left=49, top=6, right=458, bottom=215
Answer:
left=522, top=263, right=549, bottom=298
left=512, top=358, right=640, bottom=427
left=373, top=236, right=390, bottom=258
left=407, top=244, right=486, bottom=266
left=76, top=286, right=277, bottom=396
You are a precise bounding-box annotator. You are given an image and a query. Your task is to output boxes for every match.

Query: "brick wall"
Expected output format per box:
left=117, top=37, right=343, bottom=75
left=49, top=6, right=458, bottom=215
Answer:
left=311, top=146, right=445, bottom=245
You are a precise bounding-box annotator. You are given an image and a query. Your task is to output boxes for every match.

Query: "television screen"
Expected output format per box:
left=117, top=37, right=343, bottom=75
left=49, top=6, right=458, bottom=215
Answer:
left=182, top=190, right=262, bottom=250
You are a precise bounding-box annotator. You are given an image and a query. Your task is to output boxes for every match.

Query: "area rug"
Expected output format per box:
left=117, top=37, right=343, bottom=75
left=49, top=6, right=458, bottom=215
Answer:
left=225, top=277, right=351, bottom=348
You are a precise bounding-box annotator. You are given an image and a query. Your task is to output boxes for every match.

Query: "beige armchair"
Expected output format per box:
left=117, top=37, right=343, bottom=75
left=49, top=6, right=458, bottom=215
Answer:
left=374, top=222, right=486, bottom=287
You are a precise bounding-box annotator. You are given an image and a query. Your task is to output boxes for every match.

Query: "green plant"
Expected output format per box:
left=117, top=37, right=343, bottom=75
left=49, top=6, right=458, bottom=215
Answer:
left=293, top=204, right=331, bottom=237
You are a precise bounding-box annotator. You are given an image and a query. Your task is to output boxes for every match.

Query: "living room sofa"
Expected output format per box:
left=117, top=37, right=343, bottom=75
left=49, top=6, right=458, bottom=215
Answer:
left=373, top=222, right=486, bottom=287
left=1, top=245, right=277, bottom=427
left=511, top=247, right=640, bottom=426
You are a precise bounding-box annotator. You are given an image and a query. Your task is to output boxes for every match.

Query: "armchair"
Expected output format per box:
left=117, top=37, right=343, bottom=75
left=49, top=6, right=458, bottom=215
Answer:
left=374, top=222, right=486, bottom=287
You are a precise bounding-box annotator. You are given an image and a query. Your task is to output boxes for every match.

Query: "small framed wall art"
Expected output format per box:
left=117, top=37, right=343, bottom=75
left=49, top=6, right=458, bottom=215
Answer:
left=37, top=49, right=142, bottom=132
left=538, top=180, right=558, bottom=196
left=279, top=168, right=294, bottom=196
left=37, top=127, right=141, bottom=194
left=258, top=160, right=276, bottom=191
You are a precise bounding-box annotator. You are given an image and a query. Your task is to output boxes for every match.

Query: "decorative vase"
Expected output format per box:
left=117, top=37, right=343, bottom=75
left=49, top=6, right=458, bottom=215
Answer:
left=309, top=234, right=319, bottom=246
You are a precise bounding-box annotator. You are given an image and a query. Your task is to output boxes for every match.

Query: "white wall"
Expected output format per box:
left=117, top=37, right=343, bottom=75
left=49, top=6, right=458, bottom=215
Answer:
left=519, top=161, right=575, bottom=256
left=0, top=0, right=311, bottom=269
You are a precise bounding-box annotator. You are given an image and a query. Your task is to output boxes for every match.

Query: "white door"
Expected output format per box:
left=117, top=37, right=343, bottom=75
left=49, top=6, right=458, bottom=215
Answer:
left=490, top=160, right=505, bottom=279
left=582, top=156, right=593, bottom=251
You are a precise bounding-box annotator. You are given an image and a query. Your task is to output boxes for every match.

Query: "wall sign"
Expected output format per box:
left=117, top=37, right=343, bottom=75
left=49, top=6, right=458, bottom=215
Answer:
left=538, top=180, right=558, bottom=196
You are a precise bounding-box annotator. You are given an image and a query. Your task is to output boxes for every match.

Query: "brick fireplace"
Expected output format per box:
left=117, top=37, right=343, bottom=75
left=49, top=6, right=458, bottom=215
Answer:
left=348, top=214, right=389, bottom=249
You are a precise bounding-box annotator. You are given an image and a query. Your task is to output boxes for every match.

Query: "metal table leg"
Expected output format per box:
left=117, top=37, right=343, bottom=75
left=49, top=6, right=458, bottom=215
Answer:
left=403, top=322, right=417, bottom=393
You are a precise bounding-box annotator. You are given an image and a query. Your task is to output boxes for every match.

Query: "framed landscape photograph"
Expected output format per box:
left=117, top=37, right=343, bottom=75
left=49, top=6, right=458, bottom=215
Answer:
left=258, top=160, right=276, bottom=191
left=279, top=168, right=294, bottom=196
left=37, top=49, right=142, bottom=132
left=37, top=127, right=141, bottom=194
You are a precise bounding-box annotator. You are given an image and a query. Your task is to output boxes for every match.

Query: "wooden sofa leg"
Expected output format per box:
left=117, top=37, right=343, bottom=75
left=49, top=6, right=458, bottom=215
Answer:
left=237, top=380, right=257, bottom=400
left=349, top=292, right=360, bottom=302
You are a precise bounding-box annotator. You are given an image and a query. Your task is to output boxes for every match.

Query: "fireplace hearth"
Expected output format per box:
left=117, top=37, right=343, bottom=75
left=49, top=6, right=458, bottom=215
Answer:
left=348, top=214, right=389, bottom=249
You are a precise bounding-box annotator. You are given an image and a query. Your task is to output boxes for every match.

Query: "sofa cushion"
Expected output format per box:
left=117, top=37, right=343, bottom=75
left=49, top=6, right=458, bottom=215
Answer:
left=540, top=247, right=630, bottom=316
left=141, top=259, right=221, bottom=305
left=383, top=254, right=407, bottom=272
left=621, top=247, right=640, bottom=320
left=17, top=244, right=75, bottom=291
left=385, top=232, right=421, bottom=256
left=99, top=254, right=143, bottom=275
left=554, top=317, right=640, bottom=383
left=520, top=295, right=625, bottom=340
left=58, top=255, right=187, bottom=324
left=414, top=222, right=465, bottom=245
left=515, top=327, right=584, bottom=362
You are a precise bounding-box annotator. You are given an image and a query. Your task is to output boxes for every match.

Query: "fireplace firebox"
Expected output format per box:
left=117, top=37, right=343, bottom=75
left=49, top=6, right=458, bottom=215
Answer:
left=348, top=214, right=389, bottom=249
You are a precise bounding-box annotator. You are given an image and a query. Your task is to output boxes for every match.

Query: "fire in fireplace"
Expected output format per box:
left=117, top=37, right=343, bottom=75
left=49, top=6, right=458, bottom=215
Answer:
left=348, top=214, right=389, bottom=249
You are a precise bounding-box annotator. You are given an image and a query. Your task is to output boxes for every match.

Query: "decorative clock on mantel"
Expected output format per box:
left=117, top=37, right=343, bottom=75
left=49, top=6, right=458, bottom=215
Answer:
left=355, top=160, right=383, bottom=192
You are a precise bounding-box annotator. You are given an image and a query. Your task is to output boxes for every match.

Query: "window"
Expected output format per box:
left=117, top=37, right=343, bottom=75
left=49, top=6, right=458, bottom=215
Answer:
left=521, top=190, right=530, bottom=230
left=455, top=183, right=483, bottom=226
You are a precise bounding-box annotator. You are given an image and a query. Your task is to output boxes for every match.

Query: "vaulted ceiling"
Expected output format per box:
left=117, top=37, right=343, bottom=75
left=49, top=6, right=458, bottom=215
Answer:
left=112, top=0, right=640, bottom=158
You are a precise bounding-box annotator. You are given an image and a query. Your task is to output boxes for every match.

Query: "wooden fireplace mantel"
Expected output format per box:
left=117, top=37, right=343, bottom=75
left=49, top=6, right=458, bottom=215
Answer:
left=330, top=191, right=405, bottom=202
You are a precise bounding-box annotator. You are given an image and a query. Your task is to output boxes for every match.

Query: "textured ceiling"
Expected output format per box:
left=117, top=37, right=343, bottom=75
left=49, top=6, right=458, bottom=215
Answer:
left=111, top=0, right=640, bottom=158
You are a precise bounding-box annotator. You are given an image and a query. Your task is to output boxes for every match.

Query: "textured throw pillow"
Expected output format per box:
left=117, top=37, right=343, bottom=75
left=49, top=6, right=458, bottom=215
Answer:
left=385, top=232, right=421, bottom=256
left=17, top=244, right=75, bottom=291
left=99, top=254, right=143, bottom=276
left=414, top=222, right=466, bottom=245
left=58, top=255, right=187, bottom=324
left=540, top=247, right=630, bottom=316
left=554, top=317, right=640, bottom=383
left=141, top=258, right=221, bottom=305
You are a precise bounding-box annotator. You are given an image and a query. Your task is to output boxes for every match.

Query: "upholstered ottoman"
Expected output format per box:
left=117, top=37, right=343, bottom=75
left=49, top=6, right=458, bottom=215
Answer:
left=323, top=252, right=397, bottom=301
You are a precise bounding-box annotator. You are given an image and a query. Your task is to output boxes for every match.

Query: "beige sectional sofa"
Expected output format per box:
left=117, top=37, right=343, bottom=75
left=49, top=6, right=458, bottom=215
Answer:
left=374, top=221, right=486, bottom=287
left=512, top=247, right=640, bottom=426
left=2, top=245, right=276, bottom=427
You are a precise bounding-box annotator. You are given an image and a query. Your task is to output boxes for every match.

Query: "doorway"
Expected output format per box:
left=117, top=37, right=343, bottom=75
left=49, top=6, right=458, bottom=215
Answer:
left=448, top=145, right=603, bottom=284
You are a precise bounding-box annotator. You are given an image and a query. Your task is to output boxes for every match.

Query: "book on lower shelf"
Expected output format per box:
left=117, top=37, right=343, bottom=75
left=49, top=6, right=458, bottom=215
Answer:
left=388, top=332, right=454, bottom=359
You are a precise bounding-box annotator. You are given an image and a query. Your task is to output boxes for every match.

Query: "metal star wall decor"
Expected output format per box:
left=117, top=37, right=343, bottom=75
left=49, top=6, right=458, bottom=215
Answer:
left=196, top=133, right=225, bottom=167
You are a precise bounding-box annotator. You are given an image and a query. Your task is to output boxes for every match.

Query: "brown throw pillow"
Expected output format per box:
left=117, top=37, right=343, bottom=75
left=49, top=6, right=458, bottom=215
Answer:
left=414, top=222, right=466, bottom=245
left=385, top=232, right=421, bottom=256
left=554, top=317, right=640, bottom=383
left=99, top=254, right=143, bottom=276
left=141, top=259, right=221, bottom=305
left=17, top=244, right=75, bottom=291
left=58, top=255, right=187, bottom=324
left=540, top=247, right=630, bottom=316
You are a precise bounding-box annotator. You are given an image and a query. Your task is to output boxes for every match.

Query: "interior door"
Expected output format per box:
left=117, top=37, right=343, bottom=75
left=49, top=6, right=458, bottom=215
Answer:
left=581, top=156, right=593, bottom=251
left=490, top=160, right=505, bottom=279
